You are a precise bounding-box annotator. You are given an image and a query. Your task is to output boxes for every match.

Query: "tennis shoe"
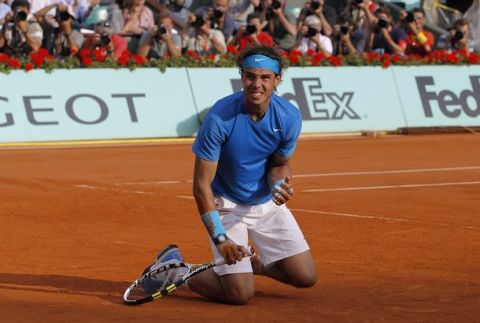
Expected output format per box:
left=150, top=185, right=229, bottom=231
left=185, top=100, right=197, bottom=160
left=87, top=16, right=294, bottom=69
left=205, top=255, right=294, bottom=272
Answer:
left=142, top=244, right=187, bottom=294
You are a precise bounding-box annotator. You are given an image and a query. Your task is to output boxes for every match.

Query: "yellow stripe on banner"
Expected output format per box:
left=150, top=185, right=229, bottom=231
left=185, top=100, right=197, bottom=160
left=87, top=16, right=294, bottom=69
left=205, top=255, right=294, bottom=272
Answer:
left=0, top=137, right=195, bottom=149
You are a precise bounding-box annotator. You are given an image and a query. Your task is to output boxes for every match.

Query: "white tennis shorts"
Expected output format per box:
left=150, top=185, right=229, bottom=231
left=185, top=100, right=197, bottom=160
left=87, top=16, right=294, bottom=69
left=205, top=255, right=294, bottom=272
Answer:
left=209, top=196, right=310, bottom=276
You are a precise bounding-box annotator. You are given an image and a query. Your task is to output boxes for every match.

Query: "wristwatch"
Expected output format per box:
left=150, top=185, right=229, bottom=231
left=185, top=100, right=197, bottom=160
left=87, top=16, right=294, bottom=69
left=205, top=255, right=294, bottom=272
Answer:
left=213, top=234, right=228, bottom=245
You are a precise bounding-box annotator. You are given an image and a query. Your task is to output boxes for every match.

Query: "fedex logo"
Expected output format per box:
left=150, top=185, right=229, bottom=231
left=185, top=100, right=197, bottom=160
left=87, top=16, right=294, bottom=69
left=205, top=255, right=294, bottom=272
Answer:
left=231, top=77, right=360, bottom=121
left=416, top=76, right=480, bottom=118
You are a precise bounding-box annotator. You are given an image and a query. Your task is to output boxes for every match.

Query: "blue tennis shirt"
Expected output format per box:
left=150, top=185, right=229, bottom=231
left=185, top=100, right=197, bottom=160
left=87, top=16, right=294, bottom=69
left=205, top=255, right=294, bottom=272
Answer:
left=192, top=91, right=302, bottom=205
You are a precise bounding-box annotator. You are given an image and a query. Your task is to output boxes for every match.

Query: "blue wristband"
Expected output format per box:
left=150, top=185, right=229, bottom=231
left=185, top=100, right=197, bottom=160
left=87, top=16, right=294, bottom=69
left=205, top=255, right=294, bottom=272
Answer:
left=201, top=210, right=228, bottom=244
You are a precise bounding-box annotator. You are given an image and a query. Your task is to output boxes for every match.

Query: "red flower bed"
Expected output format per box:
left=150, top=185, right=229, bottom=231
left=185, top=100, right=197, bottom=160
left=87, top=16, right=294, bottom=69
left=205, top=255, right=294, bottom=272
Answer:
left=0, top=48, right=478, bottom=73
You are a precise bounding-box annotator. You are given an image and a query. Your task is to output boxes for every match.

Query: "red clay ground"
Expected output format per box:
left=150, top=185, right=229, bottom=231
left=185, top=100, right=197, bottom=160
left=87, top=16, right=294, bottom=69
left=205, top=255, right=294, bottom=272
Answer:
left=1, top=133, right=479, bottom=322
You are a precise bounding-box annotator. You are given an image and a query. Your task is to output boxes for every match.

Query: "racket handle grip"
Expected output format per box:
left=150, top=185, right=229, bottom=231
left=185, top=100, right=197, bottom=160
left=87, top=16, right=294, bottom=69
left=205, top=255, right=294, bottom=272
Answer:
left=214, top=246, right=255, bottom=266
left=214, top=258, right=226, bottom=266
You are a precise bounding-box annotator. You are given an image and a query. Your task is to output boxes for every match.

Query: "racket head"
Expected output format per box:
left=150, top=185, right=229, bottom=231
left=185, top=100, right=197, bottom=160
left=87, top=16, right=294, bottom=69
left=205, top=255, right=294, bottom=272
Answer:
left=123, top=261, right=187, bottom=305
left=123, top=247, right=255, bottom=305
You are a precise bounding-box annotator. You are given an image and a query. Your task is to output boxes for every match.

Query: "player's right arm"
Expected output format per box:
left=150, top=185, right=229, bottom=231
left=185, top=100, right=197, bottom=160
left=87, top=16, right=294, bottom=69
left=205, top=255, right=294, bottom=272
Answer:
left=192, top=156, right=249, bottom=265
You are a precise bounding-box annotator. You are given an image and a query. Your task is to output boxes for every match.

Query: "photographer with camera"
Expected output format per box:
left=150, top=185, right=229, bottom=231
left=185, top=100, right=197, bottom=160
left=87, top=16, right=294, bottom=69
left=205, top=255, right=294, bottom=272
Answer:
left=365, top=6, right=406, bottom=56
left=136, top=12, right=181, bottom=58
left=401, top=8, right=434, bottom=56
left=228, top=12, right=273, bottom=51
left=294, top=14, right=332, bottom=56
left=331, top=15, right=363, bottom=56
left=82, top=20, right=128, bottom=58
left=339, top=0, right=378, bottom=53
left=296, top=0, right=335, bottom=37
left=263, top=0, right=296, bottom=51
left=444, top=18, right=473, bottom=54
left=34, top=3, right=84, bottom=58
left=184, top=11, right=226, bottom=57
left=195, top=0, right=235, bottom=43
left=0, top=0, right=43, bottom=57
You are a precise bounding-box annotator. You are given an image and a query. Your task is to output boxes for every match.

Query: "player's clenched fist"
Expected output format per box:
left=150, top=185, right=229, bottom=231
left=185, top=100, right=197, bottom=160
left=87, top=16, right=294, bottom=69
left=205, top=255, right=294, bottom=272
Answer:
left=217, top=242, right=250, bottom=265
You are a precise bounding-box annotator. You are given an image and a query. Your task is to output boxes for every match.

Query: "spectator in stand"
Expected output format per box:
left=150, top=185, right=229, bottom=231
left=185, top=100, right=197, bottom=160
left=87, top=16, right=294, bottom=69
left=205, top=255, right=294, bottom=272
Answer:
left=0, top=0, right=43, bottom=56
left=121, top=0, right=154, bottom=35
left=145, top=0, right=192, bottom=31
left=34, top=3, right=84, bottom=58
left=228, top=11, right=273, bottom=50
left=227, top=0, right=257, bottom=28
left=365, top=6, right=406, bottom=56
left=195, top=0, right=235, bottom=43
left=71, top=0, right=90, bottom=24
left=29, top=0, right=55, bottom=17
left=444, top=18, right=474, bottom=54
left=136, top=12, right=181, bottom=58
left=402, top=8, right=434, bottom=56
left=341, top=0, right=378, bottom=53
left=110, top=0, right=126, bottom=33
left=332, top=15, right=363, bottom=56
left=184, top=11, right=226, bottom=56
left=83, top=0, right=124, bottom=34
left=296, top=0, right=336, bottom=37
left=342, top=0, right=377, bottom=18
left=294, top=14, right=332, bottom=56
left=325, top=0, right=347, bottom=16
left=82, top=19, right=127, bottom=58
left=262, top=0, right=296, bottom=51
left=0, top=0, right=12, bottom=24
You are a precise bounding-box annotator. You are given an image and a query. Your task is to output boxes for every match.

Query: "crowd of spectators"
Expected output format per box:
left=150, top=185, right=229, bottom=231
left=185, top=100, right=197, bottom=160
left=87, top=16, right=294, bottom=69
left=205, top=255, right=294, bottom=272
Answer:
left=0, top=0, right=477, bottom=62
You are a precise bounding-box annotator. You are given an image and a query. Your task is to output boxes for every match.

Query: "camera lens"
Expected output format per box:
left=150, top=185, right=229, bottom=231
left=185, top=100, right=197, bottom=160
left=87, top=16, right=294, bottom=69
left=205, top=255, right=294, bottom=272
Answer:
left=310, top=1, right=320, bottom=10
left=15, top=11, right=27, bottom=21
left=377, top=19, right=388, bottom=29
left=454, top=30, right=464, bottom=41
left=246, top=24, right=257, bottom=35
left=213, top=9, right=223, bottom=20
left=271, top=0, right=281, bottom=10
left=100, top=34, right=111, bottom=46
left=57, top=11, right=71, bottom=21
left=307, top=26, right=317, bottom=37
left=406, top=12, right=414, bottom=23
left=193, top=14, right=204, bottom=28
left=340, top=25, right=349, bottom=35
left=158, top=26, right=167, bottom=36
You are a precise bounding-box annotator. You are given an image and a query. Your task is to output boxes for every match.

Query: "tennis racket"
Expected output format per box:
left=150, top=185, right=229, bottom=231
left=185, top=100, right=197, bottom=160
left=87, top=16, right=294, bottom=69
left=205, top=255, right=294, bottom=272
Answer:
left=123, top=248, right=254, bottom=305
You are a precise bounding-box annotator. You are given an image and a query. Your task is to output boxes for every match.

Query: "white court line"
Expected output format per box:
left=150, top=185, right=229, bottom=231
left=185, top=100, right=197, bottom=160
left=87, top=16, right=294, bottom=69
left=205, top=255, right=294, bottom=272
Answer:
left=178, top=195, right=195, bottom=200
left=292, top=208, right=410, bottom=222
left=303, top=181, right=480, bottom=192
left=291, top=208, right=480, bottom=230
left=75, top=184, right=155, bottom=195
left=115, top=180, right=182, bottom=186
left=112, top=166, right=480, bottom=186
left=295, top=166, right=480, bottom=178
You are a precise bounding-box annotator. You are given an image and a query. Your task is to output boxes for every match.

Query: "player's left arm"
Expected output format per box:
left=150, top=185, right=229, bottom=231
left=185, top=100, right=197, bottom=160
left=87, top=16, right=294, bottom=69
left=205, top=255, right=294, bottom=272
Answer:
left=268, top=153, right=294, bottom=205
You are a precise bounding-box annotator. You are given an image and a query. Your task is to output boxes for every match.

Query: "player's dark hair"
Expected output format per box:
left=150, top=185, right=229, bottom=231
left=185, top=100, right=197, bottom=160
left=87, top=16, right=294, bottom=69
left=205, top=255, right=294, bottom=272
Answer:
left=236, top=45, right=287, bottom=77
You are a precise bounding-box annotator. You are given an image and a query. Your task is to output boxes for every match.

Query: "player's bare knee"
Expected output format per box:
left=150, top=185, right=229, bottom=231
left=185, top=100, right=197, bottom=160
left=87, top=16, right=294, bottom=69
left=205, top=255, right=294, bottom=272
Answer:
left=292, top=272, right=317, bottom=288
left=225, top=287, right=254, bottom=305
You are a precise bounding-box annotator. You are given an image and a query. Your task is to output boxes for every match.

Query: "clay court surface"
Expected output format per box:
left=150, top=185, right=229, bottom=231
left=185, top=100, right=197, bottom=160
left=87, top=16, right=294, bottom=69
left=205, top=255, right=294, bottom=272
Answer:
left=1, top=133, right=479, bottom=322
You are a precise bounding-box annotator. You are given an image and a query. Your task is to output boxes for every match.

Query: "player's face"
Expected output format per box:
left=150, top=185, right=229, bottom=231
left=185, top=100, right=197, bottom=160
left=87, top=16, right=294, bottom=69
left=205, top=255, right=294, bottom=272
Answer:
left=242, top=68, right=281, bottom=112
